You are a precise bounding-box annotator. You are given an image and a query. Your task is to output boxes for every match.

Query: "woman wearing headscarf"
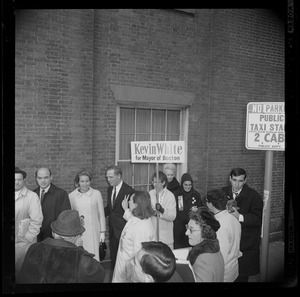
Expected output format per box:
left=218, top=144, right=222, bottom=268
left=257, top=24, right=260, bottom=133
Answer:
left=173, top=173, right=204, bottom=249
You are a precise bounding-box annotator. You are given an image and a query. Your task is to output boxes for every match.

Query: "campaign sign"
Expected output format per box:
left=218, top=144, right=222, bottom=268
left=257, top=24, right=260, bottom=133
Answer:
left=131, top=141, right=185, bottom=163
left=245, top=102, right=285, bottom=151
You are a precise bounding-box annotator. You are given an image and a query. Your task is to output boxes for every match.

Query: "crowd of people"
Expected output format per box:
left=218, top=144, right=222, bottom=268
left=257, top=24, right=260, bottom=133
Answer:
left=15, top=164, right=263, bottom=284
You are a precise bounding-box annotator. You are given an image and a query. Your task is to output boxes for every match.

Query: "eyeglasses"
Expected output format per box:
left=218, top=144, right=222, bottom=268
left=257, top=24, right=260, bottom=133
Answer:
left=152, top=181, right=162, bottom=184
left=185, top=224, right=201, bottom=233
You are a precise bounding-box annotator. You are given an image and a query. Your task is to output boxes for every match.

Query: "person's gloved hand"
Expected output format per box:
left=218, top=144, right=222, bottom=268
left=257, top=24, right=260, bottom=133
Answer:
left=100, top=232, right=105, bottom=242
left=155, top=203, right=164, bottom=214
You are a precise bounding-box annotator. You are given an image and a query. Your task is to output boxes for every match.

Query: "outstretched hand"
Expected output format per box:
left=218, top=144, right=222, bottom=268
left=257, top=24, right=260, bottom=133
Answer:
left=122, top=196, right=130, bottom=211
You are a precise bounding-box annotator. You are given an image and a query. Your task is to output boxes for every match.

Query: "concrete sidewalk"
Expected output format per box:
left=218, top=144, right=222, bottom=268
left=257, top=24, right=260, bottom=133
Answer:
left=101, top=239, right=285, bottom=283
left=249, top=239, right=284, bottom=282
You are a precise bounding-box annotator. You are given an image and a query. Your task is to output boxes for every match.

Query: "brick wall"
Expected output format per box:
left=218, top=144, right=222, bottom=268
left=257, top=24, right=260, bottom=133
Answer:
left=15, top=9, right=284, bottom=233
left=15, top=9, right=95, bottom=191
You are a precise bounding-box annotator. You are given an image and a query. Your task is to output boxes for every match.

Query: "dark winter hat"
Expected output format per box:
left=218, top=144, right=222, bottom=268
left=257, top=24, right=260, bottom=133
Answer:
left=15, top=167, right=27, bottom=179
left=181, top=173, right=193, bottom=185
left=51, top=210, right=85, bottom=237
left=200, top=207, right=220, bottom=232
left=191, top=206, right=220, bottom=232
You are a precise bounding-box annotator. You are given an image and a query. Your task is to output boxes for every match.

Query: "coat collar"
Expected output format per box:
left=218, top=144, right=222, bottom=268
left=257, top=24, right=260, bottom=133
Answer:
left=47, top=184, right=56, bottom=194
left=75, top=187, right=94, bottom=197
left=36, top=183, right=55, bottom=194
left=187, top=239, right=220, bottom=265
left=15, top=186, right=29, bottom=200
left=42, top=238, right=95, bottom=256
left=225, top=184, right=249, bottom=199
left=42, top=237, right=78, bottom=248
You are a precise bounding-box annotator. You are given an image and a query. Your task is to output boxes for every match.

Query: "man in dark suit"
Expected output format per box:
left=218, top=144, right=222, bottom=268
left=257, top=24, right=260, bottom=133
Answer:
left=34, top=167, right=71, bottom=242
left=104, top=165, right=135, bottom=272
left=222, top=167, right=263, bottom=282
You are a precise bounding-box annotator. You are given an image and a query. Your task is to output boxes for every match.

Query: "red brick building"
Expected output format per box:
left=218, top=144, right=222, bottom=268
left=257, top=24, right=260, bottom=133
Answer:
left=15, top=9, right=285, bottom=240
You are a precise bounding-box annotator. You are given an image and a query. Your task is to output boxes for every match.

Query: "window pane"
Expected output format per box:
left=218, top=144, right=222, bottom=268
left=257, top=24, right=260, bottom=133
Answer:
left=167, top=110, right=180, bottom=135
left=119, top=134, right=134, bottom=160
left=136, top=134, right=150, bottom=141
left=134, top=185, right=148, bottom=191
left=152, top=134, right=165, bottom=141
left=118, top=161, right=133, bottom=185
left=149, top=164, right=164, bottom=180
left=136, top=109, right=151, bottom=134
left=120, top=108, right=135, bottom=160
left=152, top=110, right=165, bottom=138
left=120, top=108, right=134, bottom=133
left=133, top=164, right=149, bottom=186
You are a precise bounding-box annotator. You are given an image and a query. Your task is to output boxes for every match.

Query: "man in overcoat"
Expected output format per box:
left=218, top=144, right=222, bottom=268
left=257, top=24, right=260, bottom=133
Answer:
left=15, top=167, right=43, bottom=276
left=222, top=167, right=263, bottom=282
left=17, top=209, right=105, bottom=283
left=34, top=167, right=71, bottom=241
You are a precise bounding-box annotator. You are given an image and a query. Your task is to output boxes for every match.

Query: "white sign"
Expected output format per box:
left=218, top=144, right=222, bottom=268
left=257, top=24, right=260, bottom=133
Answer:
left=131, top=141, right=185, bottom=163
left=245, top=102, right=285, bottom=151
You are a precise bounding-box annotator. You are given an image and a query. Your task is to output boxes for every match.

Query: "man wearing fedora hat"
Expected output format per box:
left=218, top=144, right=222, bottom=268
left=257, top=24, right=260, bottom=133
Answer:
left=17, top=209, right=105, bottom=283
left=15, top=167, right=43, bottom=277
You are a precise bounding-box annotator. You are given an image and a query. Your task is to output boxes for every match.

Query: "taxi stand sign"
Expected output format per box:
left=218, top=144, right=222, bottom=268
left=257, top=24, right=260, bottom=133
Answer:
left=245, top=102, right=285, bottom=151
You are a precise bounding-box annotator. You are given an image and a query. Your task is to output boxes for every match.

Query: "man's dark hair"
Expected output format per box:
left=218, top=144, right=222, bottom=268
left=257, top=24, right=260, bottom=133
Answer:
left=139, top=241, right=176, bottom=282
left=230, top=168, right=247, bottom=179
left=205, top=189, right=228, bottom=211
left=106, top=165, right=122, bottom=177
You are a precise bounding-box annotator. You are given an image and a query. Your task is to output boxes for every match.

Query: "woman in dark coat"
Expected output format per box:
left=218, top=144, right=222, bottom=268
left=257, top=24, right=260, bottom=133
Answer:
left=173, top=173, right=204, bottom=249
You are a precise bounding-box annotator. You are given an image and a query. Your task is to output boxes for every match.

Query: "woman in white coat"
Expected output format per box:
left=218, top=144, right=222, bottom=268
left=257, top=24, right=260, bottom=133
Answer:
left=112, top=191, right=155, bottom=282
left=149, top=171, right=176, bottom=250
left=69, top=170, right=106, bottom=261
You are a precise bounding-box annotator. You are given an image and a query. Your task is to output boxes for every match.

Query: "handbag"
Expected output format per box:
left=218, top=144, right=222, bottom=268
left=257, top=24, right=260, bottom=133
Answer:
left=99, top=242, right=107, bottom=261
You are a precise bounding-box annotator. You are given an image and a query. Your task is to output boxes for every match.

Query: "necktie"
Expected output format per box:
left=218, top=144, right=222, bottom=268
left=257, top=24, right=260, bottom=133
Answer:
left=112, top=187, right=116, bottom=207
left=41, top=189, right=45, bottom=202
left=233, top=192, right=238, bottom=199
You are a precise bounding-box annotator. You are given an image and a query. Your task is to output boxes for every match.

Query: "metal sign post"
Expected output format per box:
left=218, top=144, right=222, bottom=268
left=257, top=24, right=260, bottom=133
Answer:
left=156, top=162, right=159, bottom=242
left=260, top=150, right=274, bottom=282
left=245, top=102, right=284, bottom=282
